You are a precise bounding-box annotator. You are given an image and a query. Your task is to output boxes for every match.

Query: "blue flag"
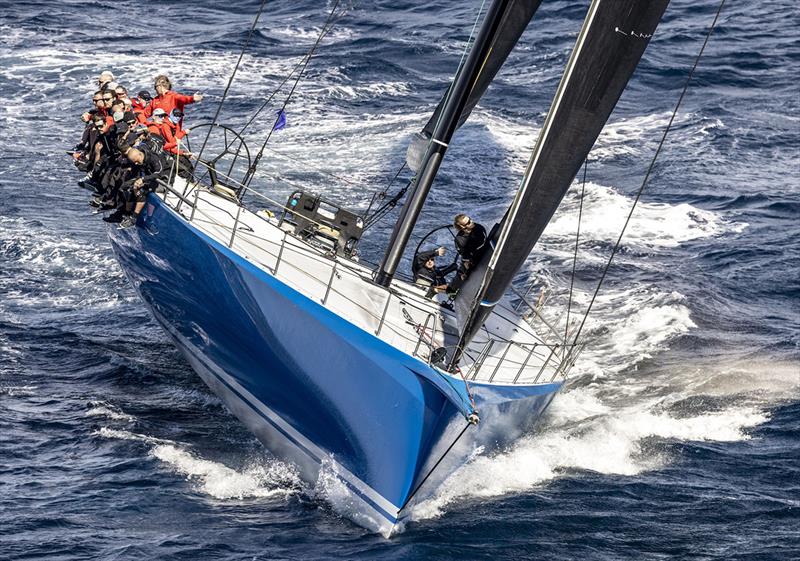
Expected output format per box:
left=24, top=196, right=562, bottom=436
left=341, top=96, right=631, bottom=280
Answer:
left=273, top=109, right=287, bottom=131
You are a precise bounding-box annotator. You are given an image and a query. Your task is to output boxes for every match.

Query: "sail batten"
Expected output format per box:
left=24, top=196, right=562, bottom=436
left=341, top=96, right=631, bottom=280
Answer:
left=453, top=0, right=671, bottom=352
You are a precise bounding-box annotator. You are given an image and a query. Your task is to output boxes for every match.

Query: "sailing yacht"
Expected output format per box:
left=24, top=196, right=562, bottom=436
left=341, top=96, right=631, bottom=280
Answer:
left=107, top=0, right=670, bottom=535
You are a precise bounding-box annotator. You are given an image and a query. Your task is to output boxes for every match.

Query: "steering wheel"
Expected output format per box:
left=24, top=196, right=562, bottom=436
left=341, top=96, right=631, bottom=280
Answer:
left=411, top=224, right=459, bottom=279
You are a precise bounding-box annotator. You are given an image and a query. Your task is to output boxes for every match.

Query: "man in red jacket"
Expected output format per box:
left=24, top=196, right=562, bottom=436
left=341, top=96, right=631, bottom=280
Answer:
left=147, top=109, right=186, bottom=154
left=143, top=75, right=203, bottom=125
left=131, top=90, right=151, bottom=123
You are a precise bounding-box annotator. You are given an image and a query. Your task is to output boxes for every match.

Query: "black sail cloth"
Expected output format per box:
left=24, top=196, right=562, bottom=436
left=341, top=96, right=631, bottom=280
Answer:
left=453, top=0, right=671, bottom=355
left=406, top=0, right=544, bottom=172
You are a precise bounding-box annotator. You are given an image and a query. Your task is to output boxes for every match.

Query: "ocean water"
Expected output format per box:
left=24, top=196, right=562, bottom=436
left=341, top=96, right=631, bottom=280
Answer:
left=1, top=0, right=798, bottom=559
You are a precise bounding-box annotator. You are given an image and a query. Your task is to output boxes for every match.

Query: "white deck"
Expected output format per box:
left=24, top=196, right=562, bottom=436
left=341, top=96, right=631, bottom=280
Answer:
left=159, top=179, right=573, bottom=385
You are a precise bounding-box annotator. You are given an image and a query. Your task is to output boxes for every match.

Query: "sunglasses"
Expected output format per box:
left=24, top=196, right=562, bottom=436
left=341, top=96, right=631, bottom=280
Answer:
left=103, top=97, right=114, bottom=101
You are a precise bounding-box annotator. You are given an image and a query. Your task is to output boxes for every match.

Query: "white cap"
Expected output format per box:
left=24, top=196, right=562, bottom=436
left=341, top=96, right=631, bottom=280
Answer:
left=98, top=70, right=114, bottom=82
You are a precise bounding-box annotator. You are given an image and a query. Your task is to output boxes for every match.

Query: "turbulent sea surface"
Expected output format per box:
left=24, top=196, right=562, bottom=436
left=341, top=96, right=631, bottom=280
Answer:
left=1, top=1, right=799, bottom=559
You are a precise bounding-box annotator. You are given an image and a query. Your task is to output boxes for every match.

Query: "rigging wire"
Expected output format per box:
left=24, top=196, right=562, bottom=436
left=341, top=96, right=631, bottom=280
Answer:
left=243, top=0, right=344, bottom=190
left=372, top=0, right=489, bottom=227
left=399, top=421, right=473, bottom=512
left=428, top=0, right=489, bottom=143
left=235, top=12, right=344, bottom=140
left=564, top=158, right=587, bottom=343
left=568, top=0, right=727, bottom=351
left=195, top=0, right=270, bottom=164
left=362, top=163, right=411, bottom=230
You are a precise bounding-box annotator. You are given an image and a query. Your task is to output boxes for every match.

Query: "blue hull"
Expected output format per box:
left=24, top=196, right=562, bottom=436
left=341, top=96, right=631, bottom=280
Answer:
left=107, top=196, right=562, bottom=534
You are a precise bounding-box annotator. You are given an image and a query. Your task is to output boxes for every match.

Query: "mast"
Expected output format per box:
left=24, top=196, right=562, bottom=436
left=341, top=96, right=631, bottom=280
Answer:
left=453, top=0, right=671, bottom=353
left=375, top=0, right=515, bottom=287
left=406, top=0, right=544, bottom=173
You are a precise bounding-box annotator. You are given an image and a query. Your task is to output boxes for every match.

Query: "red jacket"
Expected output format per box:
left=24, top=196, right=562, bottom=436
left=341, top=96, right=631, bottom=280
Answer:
left=143, top=90, right=195, bottom=119
left=146, top=122, right=163, bottom=137
left=132, top=98, right=149, bottom=124
left=165, top=117, right=187, bottom=140
left=148, top=119, right=188, bottom=155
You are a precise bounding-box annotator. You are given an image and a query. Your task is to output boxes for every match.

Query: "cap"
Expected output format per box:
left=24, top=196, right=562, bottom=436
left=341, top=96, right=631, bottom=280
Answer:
left=152, top=108, right=167, bottom=117
left=137, top=90, right=152, bottom=101
left=98, top=70, right=114, bottom=82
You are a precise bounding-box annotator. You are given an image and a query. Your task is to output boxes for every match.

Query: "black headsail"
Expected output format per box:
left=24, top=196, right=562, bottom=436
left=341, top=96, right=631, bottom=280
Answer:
left=405, top=0, right=544, bottom=173
left=376, top=0, right=543, bottom=286
left=453, top=0, right=671, bottom=355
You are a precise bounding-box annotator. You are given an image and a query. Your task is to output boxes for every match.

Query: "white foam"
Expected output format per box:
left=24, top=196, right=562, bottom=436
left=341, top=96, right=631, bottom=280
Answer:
left=410, top=393, right=772, bottom=522
left=151, top=444, right=300, bottom=501
left=0, top=216, right=125, bottom=312
left=0, top=384, right=38, bottom=397
left=85, top=401, right=135, bottom=423
left=591, top=111, right=679, bottom=160
left=544, top=182, right=739, bottom=250
left=315, top=462, right=389, bottom=536
left=95, top=427, right=170, bottom=445
left=96, top=427, right=300, bottom=501
left=572, top=287, right=697, bottom=375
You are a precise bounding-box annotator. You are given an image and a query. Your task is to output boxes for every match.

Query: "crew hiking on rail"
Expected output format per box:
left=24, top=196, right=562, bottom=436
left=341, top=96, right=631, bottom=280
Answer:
left=71, top=71, right=204, bottom=228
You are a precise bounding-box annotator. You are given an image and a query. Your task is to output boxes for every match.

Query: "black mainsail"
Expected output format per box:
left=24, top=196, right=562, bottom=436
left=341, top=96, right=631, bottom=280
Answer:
left=377, top=0, right=543, bottom=286
left=405, top=0, right=544, bottom=173
left=453, top=0, right=671, bottom=352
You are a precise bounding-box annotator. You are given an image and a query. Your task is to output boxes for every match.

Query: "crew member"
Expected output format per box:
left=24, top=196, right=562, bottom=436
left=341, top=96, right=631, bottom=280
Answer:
left=144, top=75, right=203, bottom=125
left=97, top=70, right=114, bottom=90
left=451, top=213, right=487, bottom=289
left=412, top=246, right=456, bottom=295
left=132, top=90, right=151, bottom=122
left=111, top=145, right=169, bottom=228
